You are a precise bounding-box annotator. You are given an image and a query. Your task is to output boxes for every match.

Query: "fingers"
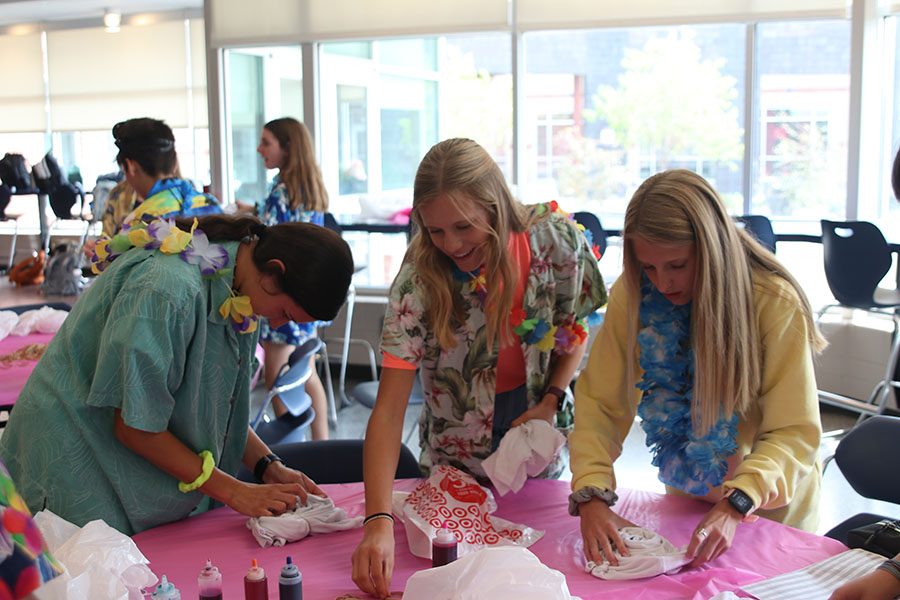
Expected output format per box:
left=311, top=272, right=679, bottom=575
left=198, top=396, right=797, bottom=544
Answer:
left=301, top=473, right=327, bottom=498
left=351, top=549, right=393, bottom=599
left=687, top=527, right=730, bottom=567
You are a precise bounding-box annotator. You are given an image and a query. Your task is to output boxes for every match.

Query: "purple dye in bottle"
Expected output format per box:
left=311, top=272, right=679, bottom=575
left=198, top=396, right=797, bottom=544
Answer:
left=432, top=525, right=458, bottom=568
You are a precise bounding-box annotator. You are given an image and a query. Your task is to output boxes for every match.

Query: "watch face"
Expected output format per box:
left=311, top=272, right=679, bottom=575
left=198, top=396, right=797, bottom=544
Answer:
left=728, top=490, right=753, bottom=515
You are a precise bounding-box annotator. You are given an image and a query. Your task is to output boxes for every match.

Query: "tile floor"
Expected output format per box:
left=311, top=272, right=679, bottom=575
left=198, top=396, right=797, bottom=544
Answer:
left=1, top=277, right=896, bottom=538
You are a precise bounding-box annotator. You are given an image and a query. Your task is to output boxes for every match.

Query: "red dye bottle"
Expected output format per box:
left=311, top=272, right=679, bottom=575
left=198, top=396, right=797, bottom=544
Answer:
left=432, top=524, right=458, bottom=568
left=244, top=558, right=268, bottom=600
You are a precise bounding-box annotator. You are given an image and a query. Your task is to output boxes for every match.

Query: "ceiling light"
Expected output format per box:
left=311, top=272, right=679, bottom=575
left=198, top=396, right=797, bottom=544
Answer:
left=103, top=9, right=121, bottom=33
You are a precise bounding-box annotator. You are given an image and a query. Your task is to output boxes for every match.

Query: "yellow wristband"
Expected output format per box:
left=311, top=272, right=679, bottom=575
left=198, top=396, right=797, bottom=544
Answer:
left=178, top=450, right=215, bottom=493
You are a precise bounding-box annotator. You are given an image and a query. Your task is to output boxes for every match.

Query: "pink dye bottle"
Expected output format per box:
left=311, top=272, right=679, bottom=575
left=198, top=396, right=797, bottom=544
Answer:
left=244, top=558, right=268, bottom=600
left=198, top=558, right=223, bottom=600
left=431, top=524, right=458, bottom=568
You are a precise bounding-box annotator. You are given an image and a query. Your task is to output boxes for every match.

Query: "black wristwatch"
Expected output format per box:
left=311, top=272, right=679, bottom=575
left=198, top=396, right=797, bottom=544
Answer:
left=253, top=453, right=283, bottom=483
left=544, top=385, right=567, bottom=411
left=727, top=488, right=754, bottom=516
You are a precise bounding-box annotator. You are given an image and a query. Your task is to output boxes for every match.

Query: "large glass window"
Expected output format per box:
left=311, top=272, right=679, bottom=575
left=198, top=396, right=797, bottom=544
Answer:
left=224, top=46, right=303, bottom=205
left=319, top=33, right=512, bottom=287
left=753, top=20, right=850, bottom=220
left=320, top=33, right=512, bottom=215
left=883, top=15, right=900, bottom=231
left=523, top=25, right=746, bottom=223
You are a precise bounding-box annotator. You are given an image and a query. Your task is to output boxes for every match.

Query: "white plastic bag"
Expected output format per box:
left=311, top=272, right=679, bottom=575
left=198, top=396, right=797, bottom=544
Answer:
left=403, top=546, right=581, bottom=600
left=32, top=511, right=157, bottom=600
left=392, top=465, right=543, bottom=560
left=10, top=307, right=68, bottom=336
left=0, top=310, right=17, bottom=340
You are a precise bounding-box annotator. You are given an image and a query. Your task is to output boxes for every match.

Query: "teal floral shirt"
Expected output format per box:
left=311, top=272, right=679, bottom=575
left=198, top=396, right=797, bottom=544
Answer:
left=382, top=205, right=607, bottom=479
left=0, top=242, right=257, bottom=535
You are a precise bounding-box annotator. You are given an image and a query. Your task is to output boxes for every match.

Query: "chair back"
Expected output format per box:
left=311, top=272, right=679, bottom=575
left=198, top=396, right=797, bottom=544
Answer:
left=820, top=220, right=893, bottom=309
left=734, top=215, right=777, bottom=254
left=269, top=439, right=421, bottom=484
left=572, top=211, right=608, bottom=259
left=251, top=338, right=322, bottom=445
left=835, top=415, right=900, bottom=504
left=323, top=212, right=342, bottom=234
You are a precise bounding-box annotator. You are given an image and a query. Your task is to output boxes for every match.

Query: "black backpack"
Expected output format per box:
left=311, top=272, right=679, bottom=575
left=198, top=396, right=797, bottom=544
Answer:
left=33, top=152, right=84, bottom=219
left=0, top=153, right=36, bottom=193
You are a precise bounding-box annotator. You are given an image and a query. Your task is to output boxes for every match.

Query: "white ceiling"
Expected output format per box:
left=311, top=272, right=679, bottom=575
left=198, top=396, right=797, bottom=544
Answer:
left=0, top=0, right=202, bottom=27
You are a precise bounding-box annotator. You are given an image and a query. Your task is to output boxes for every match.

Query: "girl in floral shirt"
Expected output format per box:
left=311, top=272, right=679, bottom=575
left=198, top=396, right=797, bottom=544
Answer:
left=255, top=117, right=331, bottom=440
left=351, top=138, right=606, bottom=598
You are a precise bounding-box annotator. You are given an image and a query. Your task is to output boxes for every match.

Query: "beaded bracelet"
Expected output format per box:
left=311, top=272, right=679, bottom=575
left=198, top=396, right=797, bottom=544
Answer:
left=363, top=512, right=394, bottom=526
left=178, top=450, right=215, bottom=493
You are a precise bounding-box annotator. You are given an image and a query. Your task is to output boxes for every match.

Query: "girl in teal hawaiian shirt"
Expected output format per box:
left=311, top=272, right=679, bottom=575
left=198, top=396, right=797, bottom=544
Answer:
left=351, top=138, right=607, bottom=598
left=0, top=215, right=353, bottom=535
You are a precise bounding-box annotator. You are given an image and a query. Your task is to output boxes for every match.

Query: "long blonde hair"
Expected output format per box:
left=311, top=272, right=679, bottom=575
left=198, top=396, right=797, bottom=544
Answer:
left=264, top=117, right=328, bottom=212
left=405, top=138, right=539, bottom=350
left=622, top=169, right=827, bottom=433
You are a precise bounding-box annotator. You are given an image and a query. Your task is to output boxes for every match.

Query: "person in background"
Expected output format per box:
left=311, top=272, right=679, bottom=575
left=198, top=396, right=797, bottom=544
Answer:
left=571, top=169, right=826, bottom=568
left=828, top=147, right=900, bottom=600
left=116, top=117, right=221, bottom=225
left=0, top=214, right=354, bottom=535
left=253, top=117, right=332, bottom=441
left=351, top=137, right=607, bottom=598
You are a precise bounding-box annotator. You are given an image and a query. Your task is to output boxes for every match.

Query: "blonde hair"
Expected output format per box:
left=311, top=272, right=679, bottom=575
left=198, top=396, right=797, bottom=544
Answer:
left=264, top=117, right=328, bottom=212
left=405, top=138, right=540, bottom=350
left=622, top=169, right=826, bottom=433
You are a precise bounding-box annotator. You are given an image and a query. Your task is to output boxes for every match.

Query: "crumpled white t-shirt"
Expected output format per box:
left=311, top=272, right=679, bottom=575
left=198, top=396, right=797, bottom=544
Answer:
left=585, top=526, right=690, bottom=580
left=482, top=420, right=566, bottom=496
left=246, top=494, right=362, bottom=547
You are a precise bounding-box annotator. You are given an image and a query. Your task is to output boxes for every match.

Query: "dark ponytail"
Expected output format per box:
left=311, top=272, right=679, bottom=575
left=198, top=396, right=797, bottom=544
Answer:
left=112, top=117, right=178, bottom=177
left=177, top=214, right=354, bottom=321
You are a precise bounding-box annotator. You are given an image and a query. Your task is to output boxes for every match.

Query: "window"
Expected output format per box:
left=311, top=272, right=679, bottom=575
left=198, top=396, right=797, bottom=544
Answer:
left=320, top=33, right=512, bottom=216
left=753, top=20, right=850, bottom=220
left=523, top=25, right=746, bottom=222
left=882, top=15, right=900, bottom=231
left=223, top=46, right=303, bottom=204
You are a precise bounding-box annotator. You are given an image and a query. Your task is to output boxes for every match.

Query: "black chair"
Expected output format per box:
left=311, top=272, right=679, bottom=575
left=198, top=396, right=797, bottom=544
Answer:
left=238, top=439, right=422, bottom=484
left=734, top=215, right=776, bottom=254
left=817, top=220, right=900, bottom=422
left=251, top=338, right=320, bottom=446
left=824, top=415, right=900, bottom=544
left=572, top=211, right=608, bottom=259
left=3, top=302, right=71, bottom=315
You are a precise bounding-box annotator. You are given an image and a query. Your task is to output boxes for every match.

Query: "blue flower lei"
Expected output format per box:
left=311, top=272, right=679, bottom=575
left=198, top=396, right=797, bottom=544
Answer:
left=636, top=278, right=739, bottom=496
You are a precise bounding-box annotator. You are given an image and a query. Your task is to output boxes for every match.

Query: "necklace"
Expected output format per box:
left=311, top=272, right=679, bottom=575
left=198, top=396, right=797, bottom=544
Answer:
left=452, top=264, right=587, bottom=355
left=636, top=277, right=738, bottom=496
left=90, top=218, right=259, bottom=334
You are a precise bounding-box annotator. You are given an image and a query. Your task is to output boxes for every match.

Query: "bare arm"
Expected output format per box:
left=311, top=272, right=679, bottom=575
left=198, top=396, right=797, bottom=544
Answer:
left=352, top=367, right=416, bottom=599
left=511, top=340, right=588, bottom=427
left=113, top=410, right=304, bottom=517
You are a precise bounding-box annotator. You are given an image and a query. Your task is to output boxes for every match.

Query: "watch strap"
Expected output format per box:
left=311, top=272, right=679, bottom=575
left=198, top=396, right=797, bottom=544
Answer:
left=253, top=453, right=283, bottom=483
left=544, top=385, right=567, bottom=411
left=726, top=488, right=754, bottom=516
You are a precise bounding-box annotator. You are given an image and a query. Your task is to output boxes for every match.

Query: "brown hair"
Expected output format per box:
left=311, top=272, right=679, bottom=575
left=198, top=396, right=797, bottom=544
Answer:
left=264, top=117, right=328, bottom=212
left=406, top=138, right=540, bottom=350
left=622, top=169, right=826, bottom=433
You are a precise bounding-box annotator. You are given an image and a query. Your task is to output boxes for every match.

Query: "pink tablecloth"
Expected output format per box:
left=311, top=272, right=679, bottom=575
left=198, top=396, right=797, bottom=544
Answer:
left=132, top=478, right=846, bottom=599
left=0, top=332, right=53, bottom=407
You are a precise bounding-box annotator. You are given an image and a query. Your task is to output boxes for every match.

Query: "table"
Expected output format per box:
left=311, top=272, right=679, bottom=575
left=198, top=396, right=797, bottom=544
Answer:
left=0, top=332, right=52, bottom=411
left=132, top=478, right=846, bottom=599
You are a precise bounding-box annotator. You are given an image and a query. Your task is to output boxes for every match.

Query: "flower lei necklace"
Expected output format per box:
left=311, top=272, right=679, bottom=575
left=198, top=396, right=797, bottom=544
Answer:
left=89, top=218, right=259, bottom=334
left=450, top=201, right=588, bottom=355
left=636, top=277, right=738, bottom=496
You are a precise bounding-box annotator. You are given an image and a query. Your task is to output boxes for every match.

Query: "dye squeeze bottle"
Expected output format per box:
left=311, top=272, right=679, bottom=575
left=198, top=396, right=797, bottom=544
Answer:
left=278, top=556, right=302, bottom=600
left=432, top=524, right=458, bottom=568
left=151, top=575, right=182, bottom=599
left=244, top=559, right=269, bottom=600
left=198, top=559, right=223, bottom=600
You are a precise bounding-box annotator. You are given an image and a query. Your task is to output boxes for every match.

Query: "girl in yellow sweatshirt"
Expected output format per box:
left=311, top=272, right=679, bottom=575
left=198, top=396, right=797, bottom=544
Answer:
left=570, top=169, right=826, bottom=569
